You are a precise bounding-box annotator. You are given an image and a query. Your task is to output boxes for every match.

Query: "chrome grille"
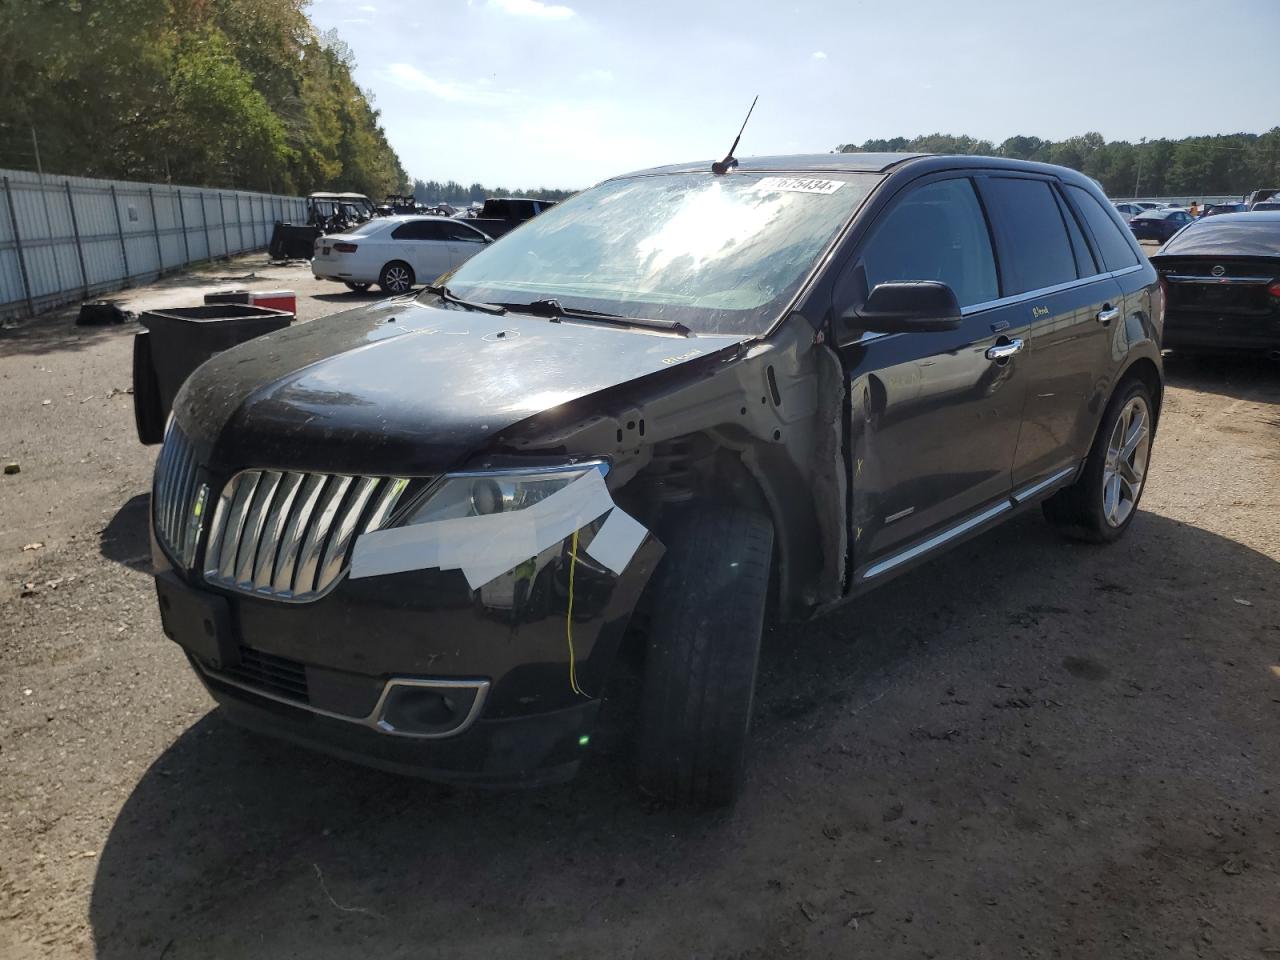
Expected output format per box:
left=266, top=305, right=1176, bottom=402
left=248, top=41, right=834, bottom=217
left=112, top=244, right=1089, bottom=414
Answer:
left=153, top=421, right=205, bottom=569
left=204, top=470, right=411, bottom=601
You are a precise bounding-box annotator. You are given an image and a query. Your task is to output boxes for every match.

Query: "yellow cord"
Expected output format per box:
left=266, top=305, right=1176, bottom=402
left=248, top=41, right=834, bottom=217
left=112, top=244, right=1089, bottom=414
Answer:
left=566, top=529, right=587, bottom=697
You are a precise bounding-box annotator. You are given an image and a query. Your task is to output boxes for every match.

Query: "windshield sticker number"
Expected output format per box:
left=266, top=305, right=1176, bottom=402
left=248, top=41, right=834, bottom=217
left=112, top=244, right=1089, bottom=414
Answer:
left=754, top=177, right=845, bottom=195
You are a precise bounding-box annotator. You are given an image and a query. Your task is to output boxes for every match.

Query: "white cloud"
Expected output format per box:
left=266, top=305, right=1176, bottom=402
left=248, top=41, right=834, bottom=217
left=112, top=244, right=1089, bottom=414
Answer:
left=385, top=63, right=515, bottom=105
left=358, top=3, right=376, bottom=10
left=811, top=51, right=827, bottom=60
left=488, top=0, right=575, bottom=20
left=580, top=68, right=614, bottom=85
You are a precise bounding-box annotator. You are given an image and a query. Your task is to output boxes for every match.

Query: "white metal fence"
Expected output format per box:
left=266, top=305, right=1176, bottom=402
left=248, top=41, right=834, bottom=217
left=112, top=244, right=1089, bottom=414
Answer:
left=0, top=168, right=307, bottom=320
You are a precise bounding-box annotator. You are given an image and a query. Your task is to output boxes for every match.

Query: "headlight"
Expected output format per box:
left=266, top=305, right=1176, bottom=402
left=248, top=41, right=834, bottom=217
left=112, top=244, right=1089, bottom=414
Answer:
left=400, top=462, right=609, bottom=526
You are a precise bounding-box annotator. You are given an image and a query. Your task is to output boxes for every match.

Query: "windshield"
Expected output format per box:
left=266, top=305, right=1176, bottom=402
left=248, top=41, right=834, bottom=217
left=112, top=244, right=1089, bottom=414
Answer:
left=438, top=171, right=880, bottom=335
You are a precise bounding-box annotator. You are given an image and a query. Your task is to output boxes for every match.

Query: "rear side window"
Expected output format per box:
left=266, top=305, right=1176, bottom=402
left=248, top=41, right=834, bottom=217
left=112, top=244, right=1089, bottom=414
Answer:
left=1055, top=188, right=1098, bottom=277
left=392, top=220, right=449, bottom=241
left=979, top=177, right=1079, bottom=294
left=859, top=178, right=998, bottom=307
left=1066, top=185, right=1141, bottom=271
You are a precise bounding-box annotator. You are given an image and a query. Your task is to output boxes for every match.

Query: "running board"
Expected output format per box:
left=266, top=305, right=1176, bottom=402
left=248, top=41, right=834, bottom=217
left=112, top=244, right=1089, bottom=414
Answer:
left=860, top=464, right=1080, bottom=582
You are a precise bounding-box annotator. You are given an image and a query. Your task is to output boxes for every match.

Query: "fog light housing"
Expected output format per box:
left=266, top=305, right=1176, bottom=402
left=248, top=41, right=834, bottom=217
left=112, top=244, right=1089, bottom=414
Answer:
left=374, top=679, right=488, bottom=737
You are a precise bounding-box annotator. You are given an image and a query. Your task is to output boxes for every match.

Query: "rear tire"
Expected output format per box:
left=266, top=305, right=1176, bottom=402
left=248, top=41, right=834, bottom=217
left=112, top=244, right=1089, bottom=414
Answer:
left=636, top=503, right=773, bottom=807
left=378, top=261, right=415, bottom=294
left=343, top=281, right=371, bottom=293
left=1043, top=378, right=1154, bottom=543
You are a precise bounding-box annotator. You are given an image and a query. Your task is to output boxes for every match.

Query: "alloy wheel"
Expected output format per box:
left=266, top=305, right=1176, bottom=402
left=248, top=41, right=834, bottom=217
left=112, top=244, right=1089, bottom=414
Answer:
left=1102, top=396, right=1151, bottom=527
left=384, top=266, right=411, bottom=293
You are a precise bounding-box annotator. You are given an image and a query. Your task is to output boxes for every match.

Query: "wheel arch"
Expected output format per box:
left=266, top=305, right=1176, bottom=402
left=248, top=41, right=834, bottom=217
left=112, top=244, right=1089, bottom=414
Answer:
left=1115, top=355, right=1164, bottom=426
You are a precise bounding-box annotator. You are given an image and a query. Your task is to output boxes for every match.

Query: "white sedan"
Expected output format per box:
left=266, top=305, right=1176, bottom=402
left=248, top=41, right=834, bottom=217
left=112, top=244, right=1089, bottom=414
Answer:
left=311, top=215, right=493, bottom=294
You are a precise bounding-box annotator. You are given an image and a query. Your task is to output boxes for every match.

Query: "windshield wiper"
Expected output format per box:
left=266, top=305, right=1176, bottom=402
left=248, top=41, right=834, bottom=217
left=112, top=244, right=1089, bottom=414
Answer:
left=423, top=284, right=506, bottom=315
left=502, top=298, right=691, bottom=336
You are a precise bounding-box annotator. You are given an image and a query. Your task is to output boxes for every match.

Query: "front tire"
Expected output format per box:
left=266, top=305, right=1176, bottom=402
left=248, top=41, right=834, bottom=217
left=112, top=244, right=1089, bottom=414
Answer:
left=636, top=504, right=773, bottom=807
left=1043, top=378, right=1154, bottom=543
left=378, top=261, right=414, bottom=294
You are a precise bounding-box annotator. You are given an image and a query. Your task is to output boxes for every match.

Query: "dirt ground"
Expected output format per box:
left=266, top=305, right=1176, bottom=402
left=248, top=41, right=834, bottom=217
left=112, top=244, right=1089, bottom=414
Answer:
left=0, top=253, right=1277, bottom=960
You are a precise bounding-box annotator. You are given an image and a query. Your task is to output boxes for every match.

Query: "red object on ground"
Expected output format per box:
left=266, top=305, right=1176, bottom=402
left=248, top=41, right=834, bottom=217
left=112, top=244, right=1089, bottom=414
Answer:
left=248, top=290, right=297, bottom=315
left=203, top=289, right=297, bottom=317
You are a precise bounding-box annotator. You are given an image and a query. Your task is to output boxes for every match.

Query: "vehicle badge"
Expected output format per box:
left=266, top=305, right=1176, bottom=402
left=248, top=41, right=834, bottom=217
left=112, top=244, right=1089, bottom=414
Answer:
left=1210, top=265, right=1226, bottom=277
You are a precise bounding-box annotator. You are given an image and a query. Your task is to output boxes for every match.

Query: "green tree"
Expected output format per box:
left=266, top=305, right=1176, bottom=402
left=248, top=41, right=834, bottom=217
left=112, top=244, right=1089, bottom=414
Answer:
left=0, top=0, right=408, bottom=196
left=836, top=129, right=1280, bottom=197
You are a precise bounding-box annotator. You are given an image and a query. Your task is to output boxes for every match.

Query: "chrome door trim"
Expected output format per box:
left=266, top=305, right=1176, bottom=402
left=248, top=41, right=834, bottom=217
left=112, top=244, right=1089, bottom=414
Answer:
left=197, top=661, right=491, bottom=740
left=960, top=264, right=1145, bottom=317
left=1011, top=465, right=1078, bottom=504
left=861, top=500, right=1012, bottom=581
left=852, top=266, right=1149, bottom=343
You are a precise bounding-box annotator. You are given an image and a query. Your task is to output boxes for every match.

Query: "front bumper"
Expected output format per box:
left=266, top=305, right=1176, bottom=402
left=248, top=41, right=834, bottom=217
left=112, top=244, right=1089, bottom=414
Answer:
left=153, top=522, right=662, bottom=786
left=197, top=653, right=600, bottom=786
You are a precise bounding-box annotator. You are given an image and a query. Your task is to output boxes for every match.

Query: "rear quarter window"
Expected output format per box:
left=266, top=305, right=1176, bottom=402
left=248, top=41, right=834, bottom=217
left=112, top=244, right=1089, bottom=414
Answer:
left=1066, top=185, right=1141, bottom=271
left=978, top=177, right=1079, bottom=295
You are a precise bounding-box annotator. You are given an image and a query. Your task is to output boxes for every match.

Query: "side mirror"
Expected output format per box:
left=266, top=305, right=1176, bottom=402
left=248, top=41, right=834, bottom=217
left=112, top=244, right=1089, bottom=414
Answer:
left=837, top=281, right=963, bottom=345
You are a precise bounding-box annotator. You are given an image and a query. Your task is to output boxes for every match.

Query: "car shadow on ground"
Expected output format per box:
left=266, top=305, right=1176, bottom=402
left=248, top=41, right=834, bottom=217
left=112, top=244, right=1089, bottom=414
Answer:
left=1162, top=350, right=1280, bottom=404
left=86, top=509, right=1280, bottom=959
left=98, top=493, right=153, bottom=572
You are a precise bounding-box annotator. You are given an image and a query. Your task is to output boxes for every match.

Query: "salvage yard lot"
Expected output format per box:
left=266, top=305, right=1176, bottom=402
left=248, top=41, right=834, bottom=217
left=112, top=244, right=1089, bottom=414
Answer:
left=1, top=254, right=1277, bottom=959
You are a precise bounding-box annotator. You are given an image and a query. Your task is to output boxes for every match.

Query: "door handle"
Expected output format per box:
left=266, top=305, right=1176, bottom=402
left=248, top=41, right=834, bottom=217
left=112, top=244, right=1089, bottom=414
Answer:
left=985, top=338, right=1024, bottom=362
left=1096, top=305, right=1120, bottom=325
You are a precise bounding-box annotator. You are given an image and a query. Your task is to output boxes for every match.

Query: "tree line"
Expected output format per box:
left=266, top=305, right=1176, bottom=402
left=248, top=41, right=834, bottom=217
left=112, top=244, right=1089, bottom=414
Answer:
left=0, top=0, right=408, bottom=197
left=411, top=179, right=576, bottom=206
left=838, top=131, right=1280, bottom=198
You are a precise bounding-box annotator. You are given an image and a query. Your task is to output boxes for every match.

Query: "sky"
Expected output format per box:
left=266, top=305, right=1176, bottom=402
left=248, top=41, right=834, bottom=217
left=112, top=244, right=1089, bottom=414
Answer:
left=308, top=0, right=1280, bottom=190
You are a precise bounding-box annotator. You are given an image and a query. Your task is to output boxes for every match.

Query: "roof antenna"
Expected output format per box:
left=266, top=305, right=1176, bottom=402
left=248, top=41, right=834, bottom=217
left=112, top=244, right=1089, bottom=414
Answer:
left=711, top=95, right=758, bottom=175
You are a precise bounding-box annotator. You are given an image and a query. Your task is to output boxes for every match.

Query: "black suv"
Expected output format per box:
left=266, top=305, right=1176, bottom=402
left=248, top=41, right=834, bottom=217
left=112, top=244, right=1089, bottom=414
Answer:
left=151, top=153, right=1162, bottom=806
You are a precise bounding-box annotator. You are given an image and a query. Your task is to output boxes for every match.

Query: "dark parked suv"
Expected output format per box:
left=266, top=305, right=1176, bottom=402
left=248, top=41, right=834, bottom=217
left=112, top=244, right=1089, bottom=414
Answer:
left=151, top=153, right=1163, bottom=806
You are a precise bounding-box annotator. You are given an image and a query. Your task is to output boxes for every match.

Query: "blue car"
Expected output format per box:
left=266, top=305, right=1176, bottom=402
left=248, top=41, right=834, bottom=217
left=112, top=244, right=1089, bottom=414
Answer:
left=1128, top=208, right=1195, bottom=244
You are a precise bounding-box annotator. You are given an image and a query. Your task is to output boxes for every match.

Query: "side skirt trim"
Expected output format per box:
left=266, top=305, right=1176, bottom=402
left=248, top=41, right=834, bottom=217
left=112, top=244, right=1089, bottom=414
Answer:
left=861, top=500, right=1011, bottom=581
left=1011, top=465, right=1078, bottom=504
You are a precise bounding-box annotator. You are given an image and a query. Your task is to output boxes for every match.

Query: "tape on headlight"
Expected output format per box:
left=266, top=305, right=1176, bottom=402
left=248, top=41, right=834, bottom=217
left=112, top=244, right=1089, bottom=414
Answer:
left=401, top=463, right=607, bottom=526
left=349, top=463, right=647, bottom=589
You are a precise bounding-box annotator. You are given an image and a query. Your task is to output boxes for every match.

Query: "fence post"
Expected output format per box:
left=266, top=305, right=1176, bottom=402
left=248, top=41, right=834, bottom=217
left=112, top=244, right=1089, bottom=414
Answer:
left=218, top=193, right=230, bottom=259
left=236, top=194, right=246, bottom=251
left=3, top=176, right=34, bottom=316
left=65, top=181, right=89, bottom=300
left=109, top=184, right=130, bottom=283
left=147, top=187, right=163, bottom=278
left=175, top=188, right=190, bottom=265
left=199, top=191, right=212, bottom=260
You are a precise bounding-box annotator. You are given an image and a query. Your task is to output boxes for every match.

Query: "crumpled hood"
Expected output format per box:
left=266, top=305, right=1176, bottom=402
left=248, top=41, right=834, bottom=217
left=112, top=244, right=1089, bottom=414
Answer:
left=173, top=298, right=747, bottom=475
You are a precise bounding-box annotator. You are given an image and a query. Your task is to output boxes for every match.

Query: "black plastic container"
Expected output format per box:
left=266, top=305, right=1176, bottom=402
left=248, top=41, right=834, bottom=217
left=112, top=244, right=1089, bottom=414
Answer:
left=132, top=304, right=292, bottom=444
left=268, top=222, right=320, bottom=260
left=202, top=290, right=252, bottom=306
